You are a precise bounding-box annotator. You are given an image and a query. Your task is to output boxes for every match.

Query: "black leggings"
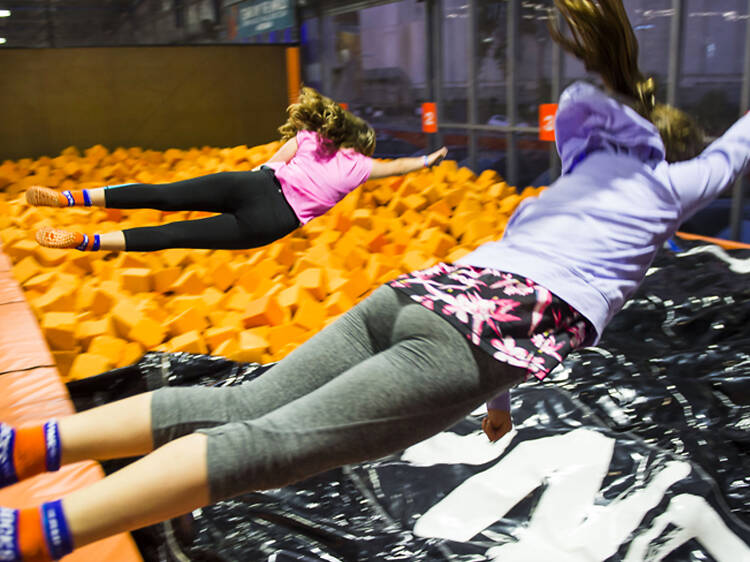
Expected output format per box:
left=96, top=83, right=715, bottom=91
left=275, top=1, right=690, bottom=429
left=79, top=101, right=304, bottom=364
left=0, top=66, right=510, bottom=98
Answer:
left=104, top=169, right=300, bottom=251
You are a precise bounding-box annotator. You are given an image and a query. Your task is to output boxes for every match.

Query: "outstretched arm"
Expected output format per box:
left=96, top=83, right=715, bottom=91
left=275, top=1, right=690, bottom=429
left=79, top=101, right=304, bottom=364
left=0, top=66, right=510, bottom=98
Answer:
left=369, top=147, right=448, bottom=180
left=669, top=112, right=750, bottom=220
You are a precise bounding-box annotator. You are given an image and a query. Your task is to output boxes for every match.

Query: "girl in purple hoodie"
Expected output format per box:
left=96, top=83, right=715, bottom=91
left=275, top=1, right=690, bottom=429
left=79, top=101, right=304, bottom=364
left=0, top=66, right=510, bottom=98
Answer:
left=1, top=2, right=746, bottom=560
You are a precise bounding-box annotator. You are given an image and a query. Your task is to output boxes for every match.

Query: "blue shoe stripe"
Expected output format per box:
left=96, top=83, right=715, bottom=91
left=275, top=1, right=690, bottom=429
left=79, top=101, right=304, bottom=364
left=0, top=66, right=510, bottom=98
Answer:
left=0, top=425, right=18, bottom=487
left=42, top=500, right=73, bottom=560
left=44, top=421, right=61, bottom=472
left=0, top=507, right=19, bottom=561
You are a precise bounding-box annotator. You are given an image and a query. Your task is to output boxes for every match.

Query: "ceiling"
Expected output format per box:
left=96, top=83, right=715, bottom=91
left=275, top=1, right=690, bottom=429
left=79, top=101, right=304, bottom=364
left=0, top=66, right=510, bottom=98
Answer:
left=0, top=1, right=135, bottom=47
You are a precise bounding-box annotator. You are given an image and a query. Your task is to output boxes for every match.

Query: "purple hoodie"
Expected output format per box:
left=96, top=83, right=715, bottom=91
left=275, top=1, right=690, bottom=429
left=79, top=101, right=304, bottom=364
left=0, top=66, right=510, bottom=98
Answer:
left=468, top=81, right=750, bottom=411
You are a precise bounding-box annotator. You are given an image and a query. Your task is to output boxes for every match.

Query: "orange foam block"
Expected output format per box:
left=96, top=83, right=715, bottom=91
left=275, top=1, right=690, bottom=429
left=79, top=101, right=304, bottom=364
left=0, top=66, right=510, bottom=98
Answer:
left=120, top=267, right=153, bottom=293
left=129, top=317, right=167, bottom=349
left=167, top=330, right=207, bottom=354
left=297, top=268, right=327, bottom=300
left=41, top=312, right=77, bottom=350
left=243, top=295, right=284, bottom=327
left=68, top=353, right=113, bottom=380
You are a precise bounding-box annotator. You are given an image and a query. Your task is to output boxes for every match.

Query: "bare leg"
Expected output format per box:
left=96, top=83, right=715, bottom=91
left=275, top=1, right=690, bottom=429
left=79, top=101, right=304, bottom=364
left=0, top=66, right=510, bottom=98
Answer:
left=97, top=231, right=126, bottom=251
left=59, top=392, right=154, bottom=465
left=64, top=433, right=210, bottom=548
left=87, top=187, right=107, bottom=207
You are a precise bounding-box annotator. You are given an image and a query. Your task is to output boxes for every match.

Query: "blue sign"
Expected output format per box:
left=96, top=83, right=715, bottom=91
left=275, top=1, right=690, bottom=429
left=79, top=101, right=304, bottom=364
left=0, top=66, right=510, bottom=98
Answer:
left=235, top=0, right=295, bottom=39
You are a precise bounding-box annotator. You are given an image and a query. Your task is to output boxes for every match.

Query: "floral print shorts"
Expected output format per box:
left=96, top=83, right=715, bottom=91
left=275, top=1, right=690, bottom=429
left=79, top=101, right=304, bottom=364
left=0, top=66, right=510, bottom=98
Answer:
left=388, top=263, right=593, bottom=381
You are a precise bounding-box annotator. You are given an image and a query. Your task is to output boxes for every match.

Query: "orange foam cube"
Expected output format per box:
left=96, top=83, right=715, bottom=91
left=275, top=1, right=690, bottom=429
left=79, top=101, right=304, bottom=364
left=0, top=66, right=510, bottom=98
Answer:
left=130, top=317, right=167, bottom=349
left=12, top=256, right=43, bottom=285
left=41, top=312, right=77, bottom=350
left=204, top=326, right=238, bottom=352
left=297, top=268, right=327, bottom=300
left=153, top=267, right=183, bottom=293
left=32, top=285, right=76, bottom=314
left=119, top=268, right=153, bottom=293
left=76, top=317, right=116, bottom=347
left=167, top=307, right=208, bottom=337
left=293, top=299, right=327, bottom=331
left=88, top=335, right=128, bottom=362
left=167, top=330, right=207, bottom=355
left=243, top=295, right=284, bottom=327
left=230, top=330, right=269, bottom=363
left=119, top=341, right=144, bottom=367
left=111, top=299, right=143, bottom=338
left=33, top=246, right=68, bottom=267
left=68, top=353, right=113, bottom=380
left=169, top=269, right=206, bottom=294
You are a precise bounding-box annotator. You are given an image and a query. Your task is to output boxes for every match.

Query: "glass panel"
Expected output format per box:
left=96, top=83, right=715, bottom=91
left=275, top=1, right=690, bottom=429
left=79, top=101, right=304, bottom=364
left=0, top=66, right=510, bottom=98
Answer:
left=437, top=127, right=472, bottom=169
left=441, top=0, right=470, bottom=123
left=628, top=0, right=672, bottom=91
left=475, top=0, right=507, bottom=125
left=302, top=1, right=428, bottom=159
left=475, top=0, right=559, bottom=127
left=680, top=0, right=747, bottom=136
left=560, top=0, right=673, bottom=94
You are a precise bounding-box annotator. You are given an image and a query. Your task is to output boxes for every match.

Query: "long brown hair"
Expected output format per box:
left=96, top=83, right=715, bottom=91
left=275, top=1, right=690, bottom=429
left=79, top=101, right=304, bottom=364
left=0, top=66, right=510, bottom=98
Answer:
left=549, top=0, right=704, bottom=162
left=278, top=87, right=376, bottom=156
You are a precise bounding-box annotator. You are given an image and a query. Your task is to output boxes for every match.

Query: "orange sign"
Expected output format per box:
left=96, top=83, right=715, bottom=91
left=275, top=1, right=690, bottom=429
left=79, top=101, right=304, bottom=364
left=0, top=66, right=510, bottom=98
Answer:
left=339, top=102, right=349, bottom=111
left=539, top=103, right=558, bottom=141
left=422, top=102, right=438, bottom=133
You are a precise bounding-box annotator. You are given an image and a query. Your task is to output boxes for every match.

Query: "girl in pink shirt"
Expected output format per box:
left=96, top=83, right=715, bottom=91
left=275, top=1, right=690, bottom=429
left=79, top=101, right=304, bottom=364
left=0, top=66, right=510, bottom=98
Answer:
left=27, top=87, right=447, bottom=252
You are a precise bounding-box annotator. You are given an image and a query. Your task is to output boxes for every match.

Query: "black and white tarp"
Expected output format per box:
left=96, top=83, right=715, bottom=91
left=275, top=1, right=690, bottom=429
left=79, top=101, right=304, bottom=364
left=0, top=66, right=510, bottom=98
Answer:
left=67, top=242, right=750, bottom=561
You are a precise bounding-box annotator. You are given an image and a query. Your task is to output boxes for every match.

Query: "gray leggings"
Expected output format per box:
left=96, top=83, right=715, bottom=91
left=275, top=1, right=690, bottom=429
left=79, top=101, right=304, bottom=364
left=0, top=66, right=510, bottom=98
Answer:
left=151, top=285, right=524, bottom=502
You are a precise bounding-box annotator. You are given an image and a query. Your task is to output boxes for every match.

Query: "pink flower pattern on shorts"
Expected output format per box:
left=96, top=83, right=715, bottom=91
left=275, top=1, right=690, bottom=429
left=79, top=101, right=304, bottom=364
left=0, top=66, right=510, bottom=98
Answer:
left=388, top=263, right=592, bottom=381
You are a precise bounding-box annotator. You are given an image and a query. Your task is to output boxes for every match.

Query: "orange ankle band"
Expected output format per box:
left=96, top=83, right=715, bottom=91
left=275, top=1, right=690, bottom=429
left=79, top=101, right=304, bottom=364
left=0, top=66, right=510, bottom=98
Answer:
left=13, top=426, right=47, bottom=482
left=18, top=507, right=52, bottom=562
left=70, top=191, right=86, bottom=206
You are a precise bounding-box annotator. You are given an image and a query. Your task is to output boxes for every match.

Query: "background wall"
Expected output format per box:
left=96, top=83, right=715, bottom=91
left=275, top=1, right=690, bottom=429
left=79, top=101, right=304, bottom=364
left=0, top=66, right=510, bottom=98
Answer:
left=0, top=45, right=288, bottom=160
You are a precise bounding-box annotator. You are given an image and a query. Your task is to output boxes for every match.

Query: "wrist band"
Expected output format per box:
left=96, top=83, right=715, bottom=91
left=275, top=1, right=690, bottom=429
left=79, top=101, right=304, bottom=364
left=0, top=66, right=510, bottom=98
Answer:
left=423, top=155, right=429, bottom=168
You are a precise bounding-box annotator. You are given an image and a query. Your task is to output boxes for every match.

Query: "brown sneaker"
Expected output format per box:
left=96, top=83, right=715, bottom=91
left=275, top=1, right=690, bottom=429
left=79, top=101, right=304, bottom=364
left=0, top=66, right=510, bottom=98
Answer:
left=35, top=227, right=82, bottom=249
left=26, top=186, right=67, bottom=207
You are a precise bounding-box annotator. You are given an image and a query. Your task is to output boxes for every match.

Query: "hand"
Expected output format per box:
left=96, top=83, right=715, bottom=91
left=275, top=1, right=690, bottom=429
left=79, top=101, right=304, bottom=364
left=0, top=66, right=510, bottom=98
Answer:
left=482, top=409, right=513, bottom=442
left=426, top=146, right=448, bottom=167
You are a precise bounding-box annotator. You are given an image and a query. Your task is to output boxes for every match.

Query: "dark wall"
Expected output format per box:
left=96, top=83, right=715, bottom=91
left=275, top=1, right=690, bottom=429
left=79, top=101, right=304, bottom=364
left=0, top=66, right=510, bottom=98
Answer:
left=0, top=45, right=288, bottom=160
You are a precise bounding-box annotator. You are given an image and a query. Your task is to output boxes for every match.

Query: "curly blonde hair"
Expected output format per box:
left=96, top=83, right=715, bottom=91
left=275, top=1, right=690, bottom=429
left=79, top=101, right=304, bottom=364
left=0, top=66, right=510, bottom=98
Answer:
left=550, top=0, right=704, bottom=162
left=278, top=87, right=376, bottom=157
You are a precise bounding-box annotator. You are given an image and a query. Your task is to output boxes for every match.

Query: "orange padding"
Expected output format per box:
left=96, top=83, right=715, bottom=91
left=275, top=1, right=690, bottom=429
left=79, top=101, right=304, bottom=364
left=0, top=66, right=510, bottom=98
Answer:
left=675, top=231, right=750, bottom=251
left=0, top=245, right=142, bottom=561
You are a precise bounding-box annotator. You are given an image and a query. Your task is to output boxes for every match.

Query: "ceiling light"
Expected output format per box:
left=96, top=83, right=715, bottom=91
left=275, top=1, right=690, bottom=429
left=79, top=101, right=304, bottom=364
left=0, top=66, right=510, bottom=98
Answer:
left=0, top=38, right=6, bottom=45
left=0, top=10, right=10, bottom=17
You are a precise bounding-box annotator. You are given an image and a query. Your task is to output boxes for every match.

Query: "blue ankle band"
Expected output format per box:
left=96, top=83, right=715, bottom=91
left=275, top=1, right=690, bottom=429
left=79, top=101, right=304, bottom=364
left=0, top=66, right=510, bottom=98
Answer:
left=82, top=189, right=91, bottom=207
left=44, top=421, right=61, bottom=472
left=41, top=500, right=73, bottom=560
left=62, top=190, right=75, bottom=207
left=92, top=234, right=101, bottom=251
left=0, top=425, right=17, bottom=487
left=0, top=507, right=19, bottom=561
left=75, top=234, right=89, bottom=252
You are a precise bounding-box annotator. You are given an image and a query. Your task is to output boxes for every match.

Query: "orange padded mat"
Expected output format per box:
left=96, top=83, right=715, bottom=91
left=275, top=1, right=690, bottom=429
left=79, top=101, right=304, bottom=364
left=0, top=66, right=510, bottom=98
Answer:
left=0, top=245, right=141, bottom=561
left=676, top=230, right=750, bottom=250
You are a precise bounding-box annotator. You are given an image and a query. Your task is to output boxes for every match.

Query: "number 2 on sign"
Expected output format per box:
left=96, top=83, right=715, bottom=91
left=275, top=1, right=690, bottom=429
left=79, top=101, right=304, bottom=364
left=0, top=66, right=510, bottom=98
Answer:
left=422, top=102, right=438, bottom=133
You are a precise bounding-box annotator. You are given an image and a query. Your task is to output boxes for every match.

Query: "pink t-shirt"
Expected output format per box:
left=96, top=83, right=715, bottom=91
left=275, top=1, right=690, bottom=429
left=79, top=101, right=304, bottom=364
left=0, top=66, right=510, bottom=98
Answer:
left=265, top=130, right=374, bottom=224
